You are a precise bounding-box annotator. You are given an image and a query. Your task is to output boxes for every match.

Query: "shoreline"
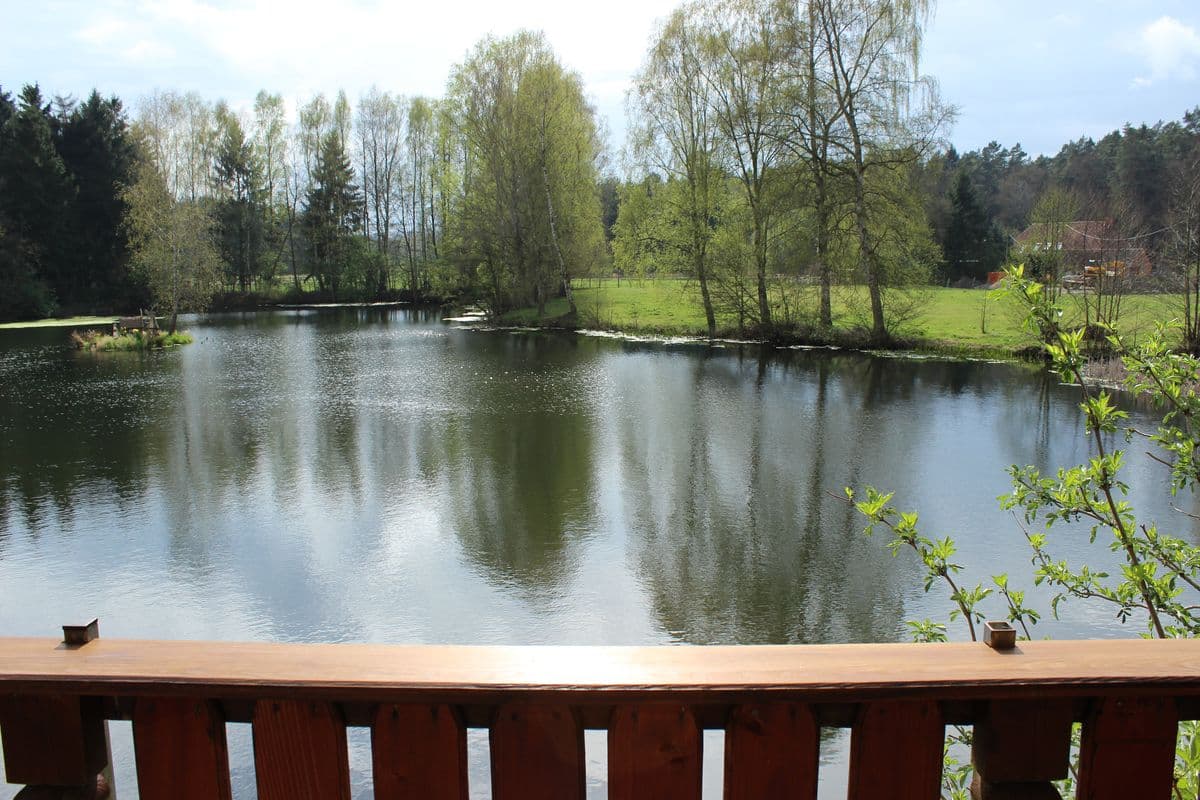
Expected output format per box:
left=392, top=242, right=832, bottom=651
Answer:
left=479, top=312, right=1041, bottom=363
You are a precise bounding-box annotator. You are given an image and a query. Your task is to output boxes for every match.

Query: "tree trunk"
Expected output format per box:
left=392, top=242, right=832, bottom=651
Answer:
left=815, top=180, right=833, bottom=328
left=541, top=140, right=575, bottom=316
left=695, top=247, right=716, bottom=338
left=753, top=209, right=772, bottom=330
left=853, top=169, right=886, bottom=342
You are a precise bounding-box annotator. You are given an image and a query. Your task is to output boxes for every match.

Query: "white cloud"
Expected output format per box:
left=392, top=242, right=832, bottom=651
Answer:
left=1135, top=16, right=1200, bottom=84
left=75, top=18, right=132, bottom=47
left=66, top=0, right=675, bottom=133
left=122, top=39, right=175, bottom=63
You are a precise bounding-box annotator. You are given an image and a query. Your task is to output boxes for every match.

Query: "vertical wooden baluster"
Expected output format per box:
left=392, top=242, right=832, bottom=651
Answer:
left=848, top=700, right=943, bottom=800
left=372, top=703, right=468, bottom=800
left=970, top=699, right=1071, bottom=799
left=724, top=703, right=820, bottom=800
left=133, top=697, right=232, bottom=800
left=490, top=704, right=584, bottom=800
left=609, top=704, right=702, bottom=800
left=252, top=699, right=351, bottom=800
left=1076, top=696, right=1178, bottom=800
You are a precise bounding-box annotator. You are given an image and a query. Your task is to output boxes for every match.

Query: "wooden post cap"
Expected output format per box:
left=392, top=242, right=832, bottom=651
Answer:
left=984, top=621, right=1016, bottom=651
left=62, top=620, right=100, bottom=646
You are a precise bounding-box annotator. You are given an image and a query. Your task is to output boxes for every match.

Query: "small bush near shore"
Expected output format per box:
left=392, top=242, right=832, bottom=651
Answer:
left=70, top=329, right=193, bottom=351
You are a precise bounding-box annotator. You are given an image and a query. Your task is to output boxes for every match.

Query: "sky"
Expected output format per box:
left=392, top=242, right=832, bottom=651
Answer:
left=2, top=0, right=1199, bottom=159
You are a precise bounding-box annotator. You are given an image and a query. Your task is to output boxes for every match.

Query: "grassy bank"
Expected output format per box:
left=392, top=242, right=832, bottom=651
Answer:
left=71, top=329, right=194, bottom=351
left=500, top=279, right=1179, bottom=358
left=0, top=315, right=117, bottom=330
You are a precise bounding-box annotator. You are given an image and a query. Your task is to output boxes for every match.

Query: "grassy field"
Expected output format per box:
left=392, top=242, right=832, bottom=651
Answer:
left=0, top=315, right=116, bottom=330
left=502, top=279, right=1182, bottom=356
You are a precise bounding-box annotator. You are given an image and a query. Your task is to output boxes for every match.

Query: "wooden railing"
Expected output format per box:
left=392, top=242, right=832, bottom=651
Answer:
left=0, top=635, right=1198, bottom=799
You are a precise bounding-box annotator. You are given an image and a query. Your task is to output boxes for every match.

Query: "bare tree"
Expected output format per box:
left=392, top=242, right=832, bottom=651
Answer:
left=357, top=87, right=405, bottom=293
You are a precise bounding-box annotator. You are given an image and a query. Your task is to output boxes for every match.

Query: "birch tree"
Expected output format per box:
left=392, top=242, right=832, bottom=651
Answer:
left=123, top=155, right=221, bottom=332
left=780, top=0, right=844, bottom=327
left=628, top=7, right=724, bottom=336
left=356, top=87, right=404, bottom=293
left=816, top=0, right=949, bottom=342
left=700, top=0, right=791, bottom=331
left=448, top=31, right=604, bottom=315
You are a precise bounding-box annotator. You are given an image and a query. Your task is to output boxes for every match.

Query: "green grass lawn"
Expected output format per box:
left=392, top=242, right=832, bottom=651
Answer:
left=0, top=315, right=117, bottom=331
left=502, top=278, right=1187, bottom=356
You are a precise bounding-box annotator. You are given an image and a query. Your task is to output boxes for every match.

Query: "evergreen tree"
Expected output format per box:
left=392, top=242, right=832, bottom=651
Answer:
left=214, top=110, right=265, bottom=292
left=302, top=132, right=361, bottom=297
left=1114, top=123, right=1166, bottom=232
left=0, top=88, right=51, bottom=319
left=944, top=170, right=1003, bottom=282
left=0, top=85, right=73, bottom=307
left=55, top=91, right=140, bottom=308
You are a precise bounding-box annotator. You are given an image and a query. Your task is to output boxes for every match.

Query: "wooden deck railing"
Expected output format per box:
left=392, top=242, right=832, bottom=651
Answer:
left=0, top=635, right=1198, bottom=799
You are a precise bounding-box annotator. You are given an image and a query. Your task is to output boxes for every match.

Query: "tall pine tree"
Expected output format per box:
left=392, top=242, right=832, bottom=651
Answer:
left=302, top=132, right=361, bottom=297
left=214, top=110, right=265, bottom=292
left=0, top=85, right=73, bottom=308
left=56, top=91, right=140, bottom=307
left=944, top=171, right=1004, bottom=282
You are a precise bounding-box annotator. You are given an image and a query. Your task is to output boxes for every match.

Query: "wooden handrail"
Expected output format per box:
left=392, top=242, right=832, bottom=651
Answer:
left=1, top=637, right=1199, bottom=700
left=0, top=637, right=1194, bottom=799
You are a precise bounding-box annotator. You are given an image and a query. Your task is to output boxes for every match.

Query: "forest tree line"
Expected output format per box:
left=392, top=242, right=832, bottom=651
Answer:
left=2, top=0, right=1200, bottom=336
left=0, top=30, right=605, bottom=322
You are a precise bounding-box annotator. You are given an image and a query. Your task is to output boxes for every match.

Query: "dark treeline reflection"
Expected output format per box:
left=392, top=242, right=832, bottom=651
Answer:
left=0, top=310, right=1191, bottom=648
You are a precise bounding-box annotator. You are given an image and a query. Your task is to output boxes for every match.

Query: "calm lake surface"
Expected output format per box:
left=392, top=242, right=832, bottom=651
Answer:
left=1, top=307, right=1195, bottom=797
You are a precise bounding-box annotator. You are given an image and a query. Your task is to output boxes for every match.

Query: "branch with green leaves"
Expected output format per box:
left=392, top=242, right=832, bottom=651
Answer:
left=844, top=264, right=1200, bottom=796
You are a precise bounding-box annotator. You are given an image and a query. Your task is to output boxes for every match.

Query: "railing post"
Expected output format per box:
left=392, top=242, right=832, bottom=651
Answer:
left=969, top=699, right=1072, bottom=800
left=1076, top=696, right=1178, bottom=800
left=0, top=622, right=113, bottom=800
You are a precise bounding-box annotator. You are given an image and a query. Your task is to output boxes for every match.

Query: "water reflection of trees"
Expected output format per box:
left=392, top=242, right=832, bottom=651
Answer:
left=7, top=317, right=1194, bottom=646
left=0, top=330, right=180, bottom=537
left=605, top=348, right=913, bottom=645
left=439, top=332, right=597, bottom=594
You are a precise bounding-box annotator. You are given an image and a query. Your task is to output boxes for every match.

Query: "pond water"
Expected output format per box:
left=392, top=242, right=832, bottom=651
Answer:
left=0, top=307, right=1194, bottom=797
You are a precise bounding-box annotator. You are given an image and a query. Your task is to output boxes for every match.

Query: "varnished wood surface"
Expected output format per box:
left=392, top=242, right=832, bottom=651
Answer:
left=372, top=704, right=468, bottom=800
left=490, top=704, right=584, bottom=800
left=608, top=705, right=702, bottom=800
left=252, top=699, right=351, bottom=800
left=847, top=700, right=944, bottom=800
left=724, top=703, right=819, bottom=800
left=0, top=695, right=108, bottom=786
left=972, top=699, right=1073, bottom=783
left=0, top=638, right=1199, bottom=704
left=1076, top=696, right=1179, bottom=800
left=132, top=698, right=232, bottom=800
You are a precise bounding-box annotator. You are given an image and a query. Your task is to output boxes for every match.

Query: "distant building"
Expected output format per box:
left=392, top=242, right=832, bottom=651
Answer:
left=1014, top=219, right=1152, bottom=277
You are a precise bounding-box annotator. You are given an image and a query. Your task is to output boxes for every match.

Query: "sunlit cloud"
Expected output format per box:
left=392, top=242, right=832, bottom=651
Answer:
left=1134, top=15, right=1200, bottom=85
